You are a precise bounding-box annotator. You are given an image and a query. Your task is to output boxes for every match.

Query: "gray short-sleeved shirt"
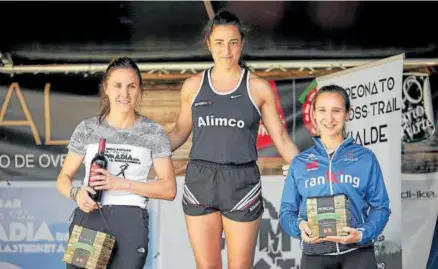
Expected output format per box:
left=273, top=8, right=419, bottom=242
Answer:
left=68, top=116, right=171, bottom=208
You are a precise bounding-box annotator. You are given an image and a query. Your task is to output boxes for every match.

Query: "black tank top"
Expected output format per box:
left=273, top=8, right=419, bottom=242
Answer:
left=189, top=67, right=261, bottom=164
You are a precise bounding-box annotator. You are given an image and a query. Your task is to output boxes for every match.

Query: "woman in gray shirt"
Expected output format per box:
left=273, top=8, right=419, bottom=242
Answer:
left=56, top=57, right=176, bottom=269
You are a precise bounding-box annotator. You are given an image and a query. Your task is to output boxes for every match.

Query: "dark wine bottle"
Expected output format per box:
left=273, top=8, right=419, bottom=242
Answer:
left=88, top=138, right=107, bottom=203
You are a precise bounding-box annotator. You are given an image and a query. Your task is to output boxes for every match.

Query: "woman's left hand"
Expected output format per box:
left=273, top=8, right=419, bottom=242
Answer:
left=89, top=168, right=123, bottom=191
left=323, top=227, right=362, bottom=245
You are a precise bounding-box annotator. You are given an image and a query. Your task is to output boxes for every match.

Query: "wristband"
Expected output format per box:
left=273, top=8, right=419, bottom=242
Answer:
left=69, top=187, right=80, bottom=201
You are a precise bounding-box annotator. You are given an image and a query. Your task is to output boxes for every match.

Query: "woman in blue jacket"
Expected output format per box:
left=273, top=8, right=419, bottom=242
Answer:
left=279, top=84, right=390, bottom=269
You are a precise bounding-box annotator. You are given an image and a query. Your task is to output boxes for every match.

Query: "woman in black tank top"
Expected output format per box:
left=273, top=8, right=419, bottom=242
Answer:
left=167, top=9, right=300, bottom=269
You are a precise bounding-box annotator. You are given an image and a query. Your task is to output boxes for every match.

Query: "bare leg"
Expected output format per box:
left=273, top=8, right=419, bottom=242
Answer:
left=222, top=215, right=261, bottom=269
left=185, top=212, right=223, bottom=269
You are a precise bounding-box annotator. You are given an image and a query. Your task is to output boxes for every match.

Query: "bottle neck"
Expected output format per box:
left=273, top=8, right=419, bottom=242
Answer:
left=98, top=139, right=106, bottom=155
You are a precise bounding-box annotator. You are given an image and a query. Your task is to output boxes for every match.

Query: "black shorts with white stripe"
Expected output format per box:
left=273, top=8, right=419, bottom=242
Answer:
left=182, top=159, right=264, bottom=222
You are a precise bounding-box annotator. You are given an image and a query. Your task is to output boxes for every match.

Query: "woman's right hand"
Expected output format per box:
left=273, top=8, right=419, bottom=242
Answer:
left=299, top=220, right=324, bottom=244
left=76, top=186, right=98, bottom=213
left=282, top=164, right=290, bottom=180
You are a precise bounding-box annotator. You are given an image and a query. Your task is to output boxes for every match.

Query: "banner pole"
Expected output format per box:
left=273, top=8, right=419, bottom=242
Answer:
left=0, top=56, right=435, bottom=75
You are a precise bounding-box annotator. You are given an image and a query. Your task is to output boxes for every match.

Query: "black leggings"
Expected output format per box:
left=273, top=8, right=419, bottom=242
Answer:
left=66, top=205, right=149, bottom=269
left=301, top=246, right=377, bottom=269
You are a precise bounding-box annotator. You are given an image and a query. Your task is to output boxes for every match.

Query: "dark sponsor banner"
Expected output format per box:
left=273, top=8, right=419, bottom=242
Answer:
left=0, top=80, right=100, bottom=183
left=400, top=73, right=438, bottom=174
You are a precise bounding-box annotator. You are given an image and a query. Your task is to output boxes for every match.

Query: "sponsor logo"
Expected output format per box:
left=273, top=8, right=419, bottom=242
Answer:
left=198, top=115, right=245, bottom=128
left=136, top=247, right=146, bottom=253
left=230, top=94, right=242, bottom=99
left=377, top=262, right=386, bottom=269
left=401, top=190, right=436, bottom=199
left=78, top=236, right=94, bottom=245
left=319, top=206, right=334, bottom=212
left=307, top=154, right=318, bottom=161
left=305, top=170, right=360, bottom=188
left=401, top=73, right=435, bottom=143
left=194, top=100, right=213, bottom=107
left=249, top=200, right=261, bottom=212
left=344, top=152, right=358, bottom=162
left=306, top=161, right=318, bottom=171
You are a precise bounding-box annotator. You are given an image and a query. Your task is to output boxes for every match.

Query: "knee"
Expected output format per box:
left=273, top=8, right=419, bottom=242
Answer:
left=228, top=263, right=252, bottom=269
left=196, top=262, right=221, bottom=269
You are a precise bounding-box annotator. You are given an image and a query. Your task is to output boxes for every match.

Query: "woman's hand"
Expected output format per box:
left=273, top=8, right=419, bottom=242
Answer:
left=89, top=168, right=127, bottom=191
left=282, top=164, right=289, bottom=180
left=323, top=227, right=362, bottom=244
left=76, top=186, right=98, bottom=213
left=299, top=220, right=324, bottom=244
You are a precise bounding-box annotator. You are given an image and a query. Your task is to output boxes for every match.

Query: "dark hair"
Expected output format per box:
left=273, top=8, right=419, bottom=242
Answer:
left=98, top=57, right=143, bottom=124
left=203, top=9, right=249, bottom=67
left=312, top=84, right=351, bottom=112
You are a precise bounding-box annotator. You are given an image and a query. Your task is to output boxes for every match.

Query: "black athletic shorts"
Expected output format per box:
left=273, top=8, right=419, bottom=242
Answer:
left=182, top=159, right=264, bottom=222
left=301, top=246, right=377, bottom=269
left=66, top=205, right=149, bottom=269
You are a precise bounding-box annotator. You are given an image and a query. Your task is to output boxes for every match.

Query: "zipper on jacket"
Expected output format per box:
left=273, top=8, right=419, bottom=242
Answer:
left=321, top=138, right=348, bottom=195
left=321, top=138, right=349, bottom=255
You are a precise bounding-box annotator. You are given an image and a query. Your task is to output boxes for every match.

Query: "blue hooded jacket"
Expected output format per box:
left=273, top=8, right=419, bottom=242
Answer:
left=279, top=136, right=391, bottom=255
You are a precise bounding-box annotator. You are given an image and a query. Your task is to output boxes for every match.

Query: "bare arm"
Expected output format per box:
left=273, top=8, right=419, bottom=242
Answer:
left=56, top=151, right=84, bottom=199
left=121, top=157, right=176, bottom=200
left=253, top=77, right=300, bottom=163
left=91, top=156, right=177, bottom=201
left=167, top=75, right=201, bottom=151
left=56, top=151, right=98, bottom=212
